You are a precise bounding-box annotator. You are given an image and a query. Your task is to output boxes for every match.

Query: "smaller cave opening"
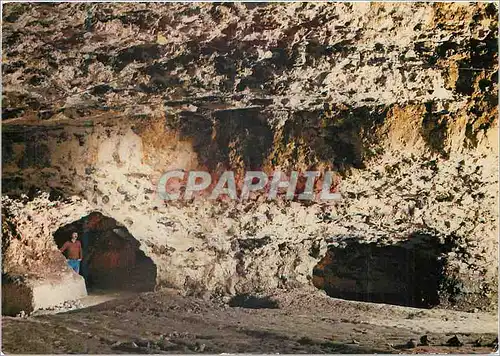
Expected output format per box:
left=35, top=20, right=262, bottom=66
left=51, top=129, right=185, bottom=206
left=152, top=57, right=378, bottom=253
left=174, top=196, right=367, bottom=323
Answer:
left=312, top=234, right=449, bottom=308
left=53, top=212, right=156, bottom=293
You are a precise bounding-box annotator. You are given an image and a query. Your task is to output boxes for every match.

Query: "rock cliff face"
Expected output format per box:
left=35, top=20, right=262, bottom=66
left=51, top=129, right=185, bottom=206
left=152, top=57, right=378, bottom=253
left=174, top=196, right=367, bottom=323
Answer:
left=2, top=3, right=498, bottom=311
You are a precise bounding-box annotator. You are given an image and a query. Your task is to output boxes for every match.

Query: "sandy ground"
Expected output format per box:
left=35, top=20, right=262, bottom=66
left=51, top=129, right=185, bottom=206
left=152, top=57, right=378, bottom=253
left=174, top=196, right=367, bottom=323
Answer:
left=27, top=289, right=135, bottom=317
left=2, top=288, right=498, bottom=354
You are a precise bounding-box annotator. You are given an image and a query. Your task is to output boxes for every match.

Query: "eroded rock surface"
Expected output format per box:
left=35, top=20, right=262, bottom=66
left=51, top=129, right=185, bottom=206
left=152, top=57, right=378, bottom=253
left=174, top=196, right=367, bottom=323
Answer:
left=2, top=3, right=498, bottom=311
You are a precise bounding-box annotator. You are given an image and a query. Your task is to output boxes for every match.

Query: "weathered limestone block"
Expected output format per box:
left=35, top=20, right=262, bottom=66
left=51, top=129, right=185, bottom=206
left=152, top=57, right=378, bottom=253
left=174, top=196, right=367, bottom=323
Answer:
left=2, top=272, right=87, bottom=316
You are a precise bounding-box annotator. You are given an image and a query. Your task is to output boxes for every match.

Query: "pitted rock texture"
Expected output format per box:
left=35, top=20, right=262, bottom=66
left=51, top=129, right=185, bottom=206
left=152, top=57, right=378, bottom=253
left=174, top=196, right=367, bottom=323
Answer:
left=1, top=3, right=498, bottom=311
left=2, top=194, right=94, bottom=278
left=2, top=3, right=498, bottom=118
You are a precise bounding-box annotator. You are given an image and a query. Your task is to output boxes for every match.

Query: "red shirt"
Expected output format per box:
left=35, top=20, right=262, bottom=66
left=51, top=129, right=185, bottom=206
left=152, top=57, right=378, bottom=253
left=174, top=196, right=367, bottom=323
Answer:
left=60, top=241, right=82, bottom=260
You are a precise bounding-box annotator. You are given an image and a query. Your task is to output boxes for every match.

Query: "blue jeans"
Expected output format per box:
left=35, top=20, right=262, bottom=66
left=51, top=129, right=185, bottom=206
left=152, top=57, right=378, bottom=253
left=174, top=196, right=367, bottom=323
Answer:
left=67, top=259, right=80, bottom=273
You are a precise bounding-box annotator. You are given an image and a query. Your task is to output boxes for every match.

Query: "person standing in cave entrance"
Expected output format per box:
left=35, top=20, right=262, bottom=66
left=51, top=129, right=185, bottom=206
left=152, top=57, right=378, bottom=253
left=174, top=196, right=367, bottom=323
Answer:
left=60, top=232, right=83, bottom=273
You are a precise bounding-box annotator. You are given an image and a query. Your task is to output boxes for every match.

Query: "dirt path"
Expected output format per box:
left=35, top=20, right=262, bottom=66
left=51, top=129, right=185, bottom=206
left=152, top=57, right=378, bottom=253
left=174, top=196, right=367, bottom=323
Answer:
left=2, top=289, right=498, bottom=354
left=28, top=289, right=139, bottom=316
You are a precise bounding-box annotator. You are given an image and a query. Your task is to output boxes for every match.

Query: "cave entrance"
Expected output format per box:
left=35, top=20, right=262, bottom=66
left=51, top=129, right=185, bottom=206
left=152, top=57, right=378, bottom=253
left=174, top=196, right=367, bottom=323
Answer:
left=53, top=212, right=156, bottom=292
left=312, top=234, right=448, bottom=308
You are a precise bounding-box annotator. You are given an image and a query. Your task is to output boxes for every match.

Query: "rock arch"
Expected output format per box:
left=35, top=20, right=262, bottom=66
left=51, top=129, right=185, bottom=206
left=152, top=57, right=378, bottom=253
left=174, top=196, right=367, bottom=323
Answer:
left=53, top=212, right=156, bottom=292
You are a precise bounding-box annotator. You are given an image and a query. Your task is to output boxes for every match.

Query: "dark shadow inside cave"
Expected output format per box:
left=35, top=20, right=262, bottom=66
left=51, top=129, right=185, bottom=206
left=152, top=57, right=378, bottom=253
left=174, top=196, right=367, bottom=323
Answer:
left=53, top=212, right=156, bottom=292
left=228, top=294, right=279, bottom=309
left=312, top=233, right=450, bottom=308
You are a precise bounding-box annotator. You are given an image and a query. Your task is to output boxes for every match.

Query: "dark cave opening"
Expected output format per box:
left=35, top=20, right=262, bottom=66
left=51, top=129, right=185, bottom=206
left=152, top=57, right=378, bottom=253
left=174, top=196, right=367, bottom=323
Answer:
left=312, top=234, right=449, bottom=308
left=53, top=212, right=156, bottom=292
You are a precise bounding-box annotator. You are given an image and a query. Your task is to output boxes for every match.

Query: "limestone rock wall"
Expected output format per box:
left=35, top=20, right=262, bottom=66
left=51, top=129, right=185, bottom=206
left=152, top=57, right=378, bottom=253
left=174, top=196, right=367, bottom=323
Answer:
left=2, top=3, right=498, bottom=310
left=2, top=194, right=94, bottom=278
left=1, top=194, right=90, bottom=314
